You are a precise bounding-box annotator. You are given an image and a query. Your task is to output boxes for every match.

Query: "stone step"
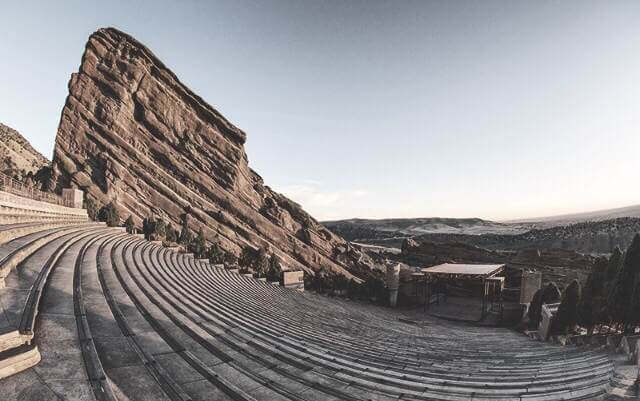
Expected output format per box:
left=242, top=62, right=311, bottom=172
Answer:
left=0, top=221, right=94, bottom=246
left=0, top=330, right=30, bottom=354
left=120, top=240, right=302, bottom=400
left=182, top=256, right=608, bottom=372
left=12, top=230, right=114, bottom=394
left=172, top=248, right=612, bottom=398
left=0, top=345, right=40, bottom=380
left=73, top=231, right=127, bottom=401
left=0, top=214, right=87, bottom=225
left=146, top=245, right=612, bottom=400
left=0, top=228, right=118, bottom=382
left=104, top=237, right=240, bottom=401
left=0, top=204, right=86, bottom=219
left=93, top=235, right=182, bottom=401
left=0, top=223, right=105, bottom=287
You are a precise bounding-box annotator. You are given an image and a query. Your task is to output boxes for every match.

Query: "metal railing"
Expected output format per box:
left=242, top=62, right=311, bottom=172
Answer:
left=0, top=172, right=66, bottom=206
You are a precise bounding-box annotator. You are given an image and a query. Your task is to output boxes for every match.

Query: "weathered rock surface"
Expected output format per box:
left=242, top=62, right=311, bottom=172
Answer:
left=0, top=123, right=48, bottom=176
left=51, top=27, right=374, bottom=279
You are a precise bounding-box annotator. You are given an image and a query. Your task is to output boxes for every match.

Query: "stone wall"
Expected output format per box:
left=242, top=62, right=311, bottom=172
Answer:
left=0, top=190, right=87, bottom=218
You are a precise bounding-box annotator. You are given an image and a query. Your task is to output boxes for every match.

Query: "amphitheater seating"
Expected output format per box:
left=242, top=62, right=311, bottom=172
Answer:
left=0, top=191, right=88, bottom=225
left=0, top=192, right=636, bottom=400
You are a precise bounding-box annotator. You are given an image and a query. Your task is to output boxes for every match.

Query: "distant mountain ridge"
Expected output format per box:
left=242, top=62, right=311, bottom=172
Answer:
left=324, top=203, right=640, bottom=240
left=506, top=204, right=640, bottom=226
left=323, top=217, right=532, bottom=239
left=324, top=206, right=640, bottom=256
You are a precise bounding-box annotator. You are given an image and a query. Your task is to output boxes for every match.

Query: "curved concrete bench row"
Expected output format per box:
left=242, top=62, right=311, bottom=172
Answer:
left=0, top=221, right=100, bottom=246
left=0, top=222, right=117, bottom=382
left=93, top=239, right=615, bottom=401
left=0, top=226, right=625, bottom=401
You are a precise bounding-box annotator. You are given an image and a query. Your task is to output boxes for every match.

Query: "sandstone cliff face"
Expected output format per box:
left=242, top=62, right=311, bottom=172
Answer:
left=52, top=27, right=373, bottom=279
left=0, top=122, right=49, bottom=175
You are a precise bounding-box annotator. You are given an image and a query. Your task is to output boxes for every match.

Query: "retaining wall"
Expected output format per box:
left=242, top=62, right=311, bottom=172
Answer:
left=0, top=190, right=87, bottom=218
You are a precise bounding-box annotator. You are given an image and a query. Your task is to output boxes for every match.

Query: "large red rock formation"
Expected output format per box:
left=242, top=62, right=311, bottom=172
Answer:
left=51, top=27, right=374, bottom=279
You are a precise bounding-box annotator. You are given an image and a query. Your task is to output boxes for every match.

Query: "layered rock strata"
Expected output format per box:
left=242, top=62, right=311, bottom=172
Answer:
left=52, top=27, right=373, bottom=279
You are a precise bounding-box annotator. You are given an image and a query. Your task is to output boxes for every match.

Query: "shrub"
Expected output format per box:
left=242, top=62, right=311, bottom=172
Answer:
left=190, top=228, right=207, bottom=258
left=528, top=289, right=544, bottom=328
left=265, top=254, right=281, bottom=282
left=552, top=279, right=581, bottom=335
left=179, top=221, right=193, bottom=246
left=578, top=257, right=607, bottom=333
left=124, top=215, right=135, bottom=234
left=98, top=202, right=120, bottom=227
left=608, top=234, right=640, bottom=332
left=142, top=217, right=155, bottom=240
left=528, top=282, right=561, bottom=328
left=166, top=226, right=178, bottom=243
left=85, top=197, right=99, bottom=221
left=207, top=243, right=225, bottom=264
left=155, top=220, right=167, bottom=239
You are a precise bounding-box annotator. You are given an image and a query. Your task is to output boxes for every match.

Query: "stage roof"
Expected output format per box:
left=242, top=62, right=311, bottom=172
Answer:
left=421, top=263, right=504, bottom=278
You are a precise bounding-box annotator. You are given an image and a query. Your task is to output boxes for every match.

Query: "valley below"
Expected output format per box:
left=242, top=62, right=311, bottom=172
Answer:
left=325, top=211, right=640, bottom=287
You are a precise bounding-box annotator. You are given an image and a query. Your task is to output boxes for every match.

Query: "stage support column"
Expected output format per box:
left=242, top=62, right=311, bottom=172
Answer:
left=387, top=264, right=400, bottom=307
left=481, top=278, right=487, bottom=319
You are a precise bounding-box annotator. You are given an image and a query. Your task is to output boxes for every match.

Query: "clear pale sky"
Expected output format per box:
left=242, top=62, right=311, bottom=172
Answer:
left=2, top=1, right=639, bottom=221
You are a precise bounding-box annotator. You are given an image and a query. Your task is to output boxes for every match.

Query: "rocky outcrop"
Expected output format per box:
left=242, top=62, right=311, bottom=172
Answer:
left=51, top=27, right=374, bottom=279
left=0, top=123, right=48, bottom=176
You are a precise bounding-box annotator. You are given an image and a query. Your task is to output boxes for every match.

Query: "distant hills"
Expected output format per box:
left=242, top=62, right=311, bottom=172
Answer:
left=506, top=204, right=640, bottom=227
left=323, top=217, right=532, bottom=239
left=324, top=205, right=640, bottom=256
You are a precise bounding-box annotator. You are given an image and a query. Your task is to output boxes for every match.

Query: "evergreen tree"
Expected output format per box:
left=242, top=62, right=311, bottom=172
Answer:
left=265, top=254, right=280, bottom=282
left=239, top=246, right=255, bottom=269
left=528, top=289, right=544, bottom=328
left=98, top=202, right=120, bottom=227
left=578, top=257, right=607, bottom=333
left=553, top=279, right=581, bottom=335
left=606, top=247, right=624, bottom=283
left=84, top=197, right=99, bottom=221
left=223, top=252, right=237, bottom=267
left=155, top=220, right=167, bottom=239
left=124, top=215, right=135, bottom=234
left=166, top=226, right=178, bottom=243
left=608, top=234, right=640, bottom=331
left=179, top=221, right=193, bottom=247
left=191, top=228, right=207, bottom=258
left=334, top=274, right=349, bottom=293
left=254, top=247, right=269, bottom=277
left=142, top=217, right=154, bottom=240
left=207, top=242, right=224, bottom=264
left=529, top=282, right=562, bottom=328
left=630, top=282, right=640, bottom=329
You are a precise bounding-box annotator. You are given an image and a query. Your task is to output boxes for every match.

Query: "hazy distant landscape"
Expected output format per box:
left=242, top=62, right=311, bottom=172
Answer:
left=325, top=205, right=640, bottom=256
